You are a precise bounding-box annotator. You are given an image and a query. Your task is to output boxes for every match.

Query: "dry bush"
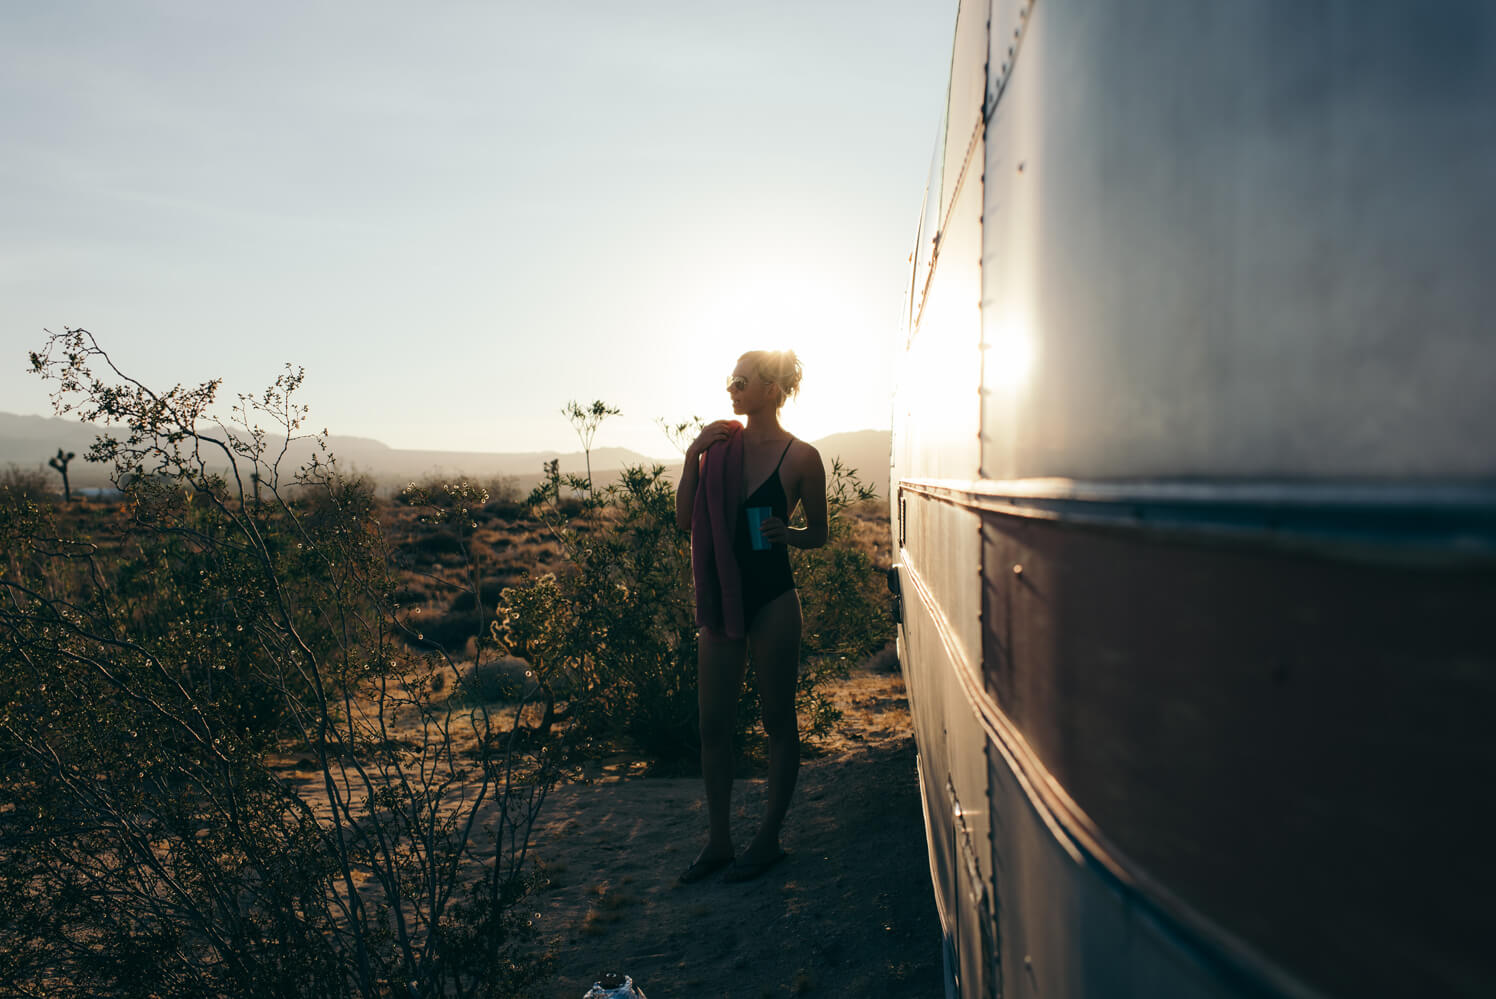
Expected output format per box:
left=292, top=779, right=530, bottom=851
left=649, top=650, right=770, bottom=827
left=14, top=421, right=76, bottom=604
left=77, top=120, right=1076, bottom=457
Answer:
left=0, top=463, right=54, bottom=501
left=456, top=658, right=533, bottom=705
left=406, top=607, right=491, bottom=654
left=482, top=476, right=525, bottom=520
left=395, top=473, right=487, bottom=508
left=3, top=330, right=569, bottom=999
left=494, top=437, right=892, bottom=766
left=405, top=530, right=465, bottom=558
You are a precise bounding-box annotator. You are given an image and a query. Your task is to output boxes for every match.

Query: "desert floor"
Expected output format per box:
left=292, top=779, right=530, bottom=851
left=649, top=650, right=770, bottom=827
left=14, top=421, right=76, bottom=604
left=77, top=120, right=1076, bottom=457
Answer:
left=19, top=487, right=933, bottom=997
left=373, top=489, right=940, bottom=997
left=528, top=645, right=944, bottom=999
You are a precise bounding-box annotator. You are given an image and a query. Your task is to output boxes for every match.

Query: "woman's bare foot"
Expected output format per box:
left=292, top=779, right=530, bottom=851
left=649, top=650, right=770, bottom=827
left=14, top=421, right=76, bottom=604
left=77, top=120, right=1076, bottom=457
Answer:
left=724, top=843, right=788, bottom=883
left=678, top=844, right=735, bottom=884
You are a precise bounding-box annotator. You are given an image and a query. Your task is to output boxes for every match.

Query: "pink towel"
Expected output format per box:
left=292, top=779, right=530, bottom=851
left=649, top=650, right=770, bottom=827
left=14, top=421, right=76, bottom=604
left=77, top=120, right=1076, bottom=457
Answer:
left=691, top=422, right=745, bottom=639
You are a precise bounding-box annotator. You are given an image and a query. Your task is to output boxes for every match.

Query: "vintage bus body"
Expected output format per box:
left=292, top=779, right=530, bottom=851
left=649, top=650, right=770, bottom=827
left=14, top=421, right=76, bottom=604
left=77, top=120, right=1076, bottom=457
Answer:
left=889, top=3, right=1496, bottom=997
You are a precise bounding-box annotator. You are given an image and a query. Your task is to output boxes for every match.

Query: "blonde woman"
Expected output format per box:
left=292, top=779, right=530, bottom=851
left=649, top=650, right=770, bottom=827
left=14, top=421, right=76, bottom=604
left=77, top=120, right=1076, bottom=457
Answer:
left=675, top=349, right=828, bottom=883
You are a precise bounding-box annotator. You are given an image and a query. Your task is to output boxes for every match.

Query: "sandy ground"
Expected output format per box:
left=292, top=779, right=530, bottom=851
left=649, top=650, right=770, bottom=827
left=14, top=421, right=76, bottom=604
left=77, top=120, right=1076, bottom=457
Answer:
left=529, top=650, right=945, bottom=999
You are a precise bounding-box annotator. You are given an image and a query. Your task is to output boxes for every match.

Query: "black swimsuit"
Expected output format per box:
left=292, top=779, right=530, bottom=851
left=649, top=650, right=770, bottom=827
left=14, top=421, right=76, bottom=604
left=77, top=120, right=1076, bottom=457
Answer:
left=734, top=439, right=796, bottom=627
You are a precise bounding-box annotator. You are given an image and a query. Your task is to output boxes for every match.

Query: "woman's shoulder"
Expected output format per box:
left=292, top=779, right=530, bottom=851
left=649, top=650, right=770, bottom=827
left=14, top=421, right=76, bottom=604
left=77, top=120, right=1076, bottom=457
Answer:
left=785, top=438, right=824, bottom=475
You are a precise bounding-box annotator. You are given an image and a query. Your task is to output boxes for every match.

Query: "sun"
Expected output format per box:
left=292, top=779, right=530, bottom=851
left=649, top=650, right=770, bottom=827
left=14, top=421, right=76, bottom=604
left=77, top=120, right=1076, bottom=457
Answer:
left=674, top=269, right=893, bottom=442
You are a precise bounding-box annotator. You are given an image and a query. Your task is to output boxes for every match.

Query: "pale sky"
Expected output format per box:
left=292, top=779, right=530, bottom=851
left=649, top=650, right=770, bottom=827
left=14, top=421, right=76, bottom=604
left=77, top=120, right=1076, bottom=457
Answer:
left=1, top=1, right=955, bottom=458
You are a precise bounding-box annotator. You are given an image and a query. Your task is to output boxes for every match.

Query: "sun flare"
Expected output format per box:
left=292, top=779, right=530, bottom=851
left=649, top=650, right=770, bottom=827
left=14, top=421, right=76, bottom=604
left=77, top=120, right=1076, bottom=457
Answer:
left=675, top=270, right=893, bottom=443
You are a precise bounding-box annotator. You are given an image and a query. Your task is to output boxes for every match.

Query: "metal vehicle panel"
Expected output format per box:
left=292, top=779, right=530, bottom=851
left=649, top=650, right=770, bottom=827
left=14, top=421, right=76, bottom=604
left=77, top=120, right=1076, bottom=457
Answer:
left=978, top=0, right=1496, bottom=481
left=894, top=2, right=1496, bottom=996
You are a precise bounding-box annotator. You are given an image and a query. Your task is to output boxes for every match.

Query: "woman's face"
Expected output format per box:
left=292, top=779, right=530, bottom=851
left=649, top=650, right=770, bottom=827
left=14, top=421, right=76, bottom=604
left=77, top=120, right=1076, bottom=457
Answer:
left=728, top=360, right=779, bottom=415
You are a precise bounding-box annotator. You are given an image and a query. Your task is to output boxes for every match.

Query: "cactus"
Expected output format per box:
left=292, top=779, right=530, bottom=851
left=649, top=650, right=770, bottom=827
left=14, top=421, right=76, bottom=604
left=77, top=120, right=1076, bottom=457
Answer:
left=48, top=447, right=76, bottom=502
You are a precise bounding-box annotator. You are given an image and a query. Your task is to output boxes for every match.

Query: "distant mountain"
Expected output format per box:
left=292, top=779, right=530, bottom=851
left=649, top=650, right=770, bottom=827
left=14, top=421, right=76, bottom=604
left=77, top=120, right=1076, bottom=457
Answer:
left=0, top=411, right=891, bottom=499
left=0, top=412, right=115, bottom=487
left=810, top=429, right=891, bottom=499
left=0, top=411, right=665, bottom=493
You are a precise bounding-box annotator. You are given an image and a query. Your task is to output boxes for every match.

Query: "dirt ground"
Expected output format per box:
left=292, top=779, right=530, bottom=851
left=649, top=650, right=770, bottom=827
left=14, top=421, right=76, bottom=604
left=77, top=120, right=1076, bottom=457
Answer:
left=528, top=647, right=945, bottom=999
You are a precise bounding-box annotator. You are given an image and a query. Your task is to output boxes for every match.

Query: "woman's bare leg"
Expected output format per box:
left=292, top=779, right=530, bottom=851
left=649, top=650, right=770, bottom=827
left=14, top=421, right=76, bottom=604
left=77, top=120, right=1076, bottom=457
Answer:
left=741, top=589, right=802, bottom=863
left=692, top=627, right=748, bottom=869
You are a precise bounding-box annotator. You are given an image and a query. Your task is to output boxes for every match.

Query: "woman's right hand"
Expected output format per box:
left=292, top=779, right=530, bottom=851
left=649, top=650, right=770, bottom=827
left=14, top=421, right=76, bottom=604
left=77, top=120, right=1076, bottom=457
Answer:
left=687, top=420, right=735, bottom=460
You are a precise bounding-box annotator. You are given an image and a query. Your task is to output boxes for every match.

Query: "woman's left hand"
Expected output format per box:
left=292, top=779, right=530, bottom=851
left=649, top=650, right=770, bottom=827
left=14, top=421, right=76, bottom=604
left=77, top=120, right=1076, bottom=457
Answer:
left=758, top=516, right=790, bottom=545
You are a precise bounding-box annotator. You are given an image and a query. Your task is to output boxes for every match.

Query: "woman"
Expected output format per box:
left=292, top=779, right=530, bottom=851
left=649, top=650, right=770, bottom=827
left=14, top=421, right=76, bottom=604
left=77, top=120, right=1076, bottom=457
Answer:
left=675, top=349, right=828, bottom=883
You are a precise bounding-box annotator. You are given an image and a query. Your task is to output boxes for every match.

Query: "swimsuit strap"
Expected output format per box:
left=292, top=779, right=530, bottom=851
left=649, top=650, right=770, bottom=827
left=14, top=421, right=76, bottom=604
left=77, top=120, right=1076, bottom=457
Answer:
left=772, top=439, right=794, bottom=475
left=742, top=439, right=797, bottom=502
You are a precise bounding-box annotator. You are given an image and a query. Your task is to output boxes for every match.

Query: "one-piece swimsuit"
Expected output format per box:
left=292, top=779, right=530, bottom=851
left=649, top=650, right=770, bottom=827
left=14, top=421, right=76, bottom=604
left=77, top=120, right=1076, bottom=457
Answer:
left=734, top=439, right=796, bottom=627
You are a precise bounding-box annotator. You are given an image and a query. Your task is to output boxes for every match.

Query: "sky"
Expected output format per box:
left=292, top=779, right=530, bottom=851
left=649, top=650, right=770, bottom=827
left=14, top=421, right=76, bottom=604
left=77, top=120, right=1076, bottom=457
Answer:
left=1, top=1, right=956, bottom=458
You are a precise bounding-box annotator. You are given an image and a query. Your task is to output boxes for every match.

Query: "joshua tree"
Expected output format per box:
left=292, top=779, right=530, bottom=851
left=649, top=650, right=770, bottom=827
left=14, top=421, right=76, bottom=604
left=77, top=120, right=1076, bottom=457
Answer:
left=47, top=447, right=75, bottom=501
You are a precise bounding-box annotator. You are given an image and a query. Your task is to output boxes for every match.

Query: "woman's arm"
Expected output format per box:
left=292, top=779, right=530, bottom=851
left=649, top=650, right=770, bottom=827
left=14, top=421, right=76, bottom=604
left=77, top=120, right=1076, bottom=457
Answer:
left=786, top=444, right=828, bottom=550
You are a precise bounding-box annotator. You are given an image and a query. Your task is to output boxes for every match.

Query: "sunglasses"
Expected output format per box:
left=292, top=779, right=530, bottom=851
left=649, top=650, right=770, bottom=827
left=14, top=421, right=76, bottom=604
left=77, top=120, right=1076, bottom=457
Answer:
left=726, top=375, right=750, bottom=392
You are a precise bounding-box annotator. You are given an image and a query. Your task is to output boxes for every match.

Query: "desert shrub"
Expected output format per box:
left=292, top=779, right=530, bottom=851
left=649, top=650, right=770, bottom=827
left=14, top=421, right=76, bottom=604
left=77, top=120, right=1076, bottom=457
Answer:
left=457, top=658, right=530, bottom=705
left=2, top=330, right=565, bottom=999
left=393, top=582, right=431, bottom=606
left=482, top=476, right=525, bottom=520
left=408, top=608, right=490, bottom=653
left=504, top=463, right=706, bottom=761
left=481, top=500, right=525, bottom=522
left=486, top=474, right=521, bottom=503
left=289, top=467, right=378, bottom=516
left=394, top=474, right=489, bottom=509
left=414, top=573, right=523, bottom=623
left=787, top=460, right=890, bottom=736
left=479, top=574, right=520, bottom=604
left=392, top=480, right=502, bottom=657
left=450, top=577, right=511, bottom=614
left=406, top=529, right=465, bottom=557
left=495, top=419, right=891, bottom=765
left=795, top=459, right=889, bottom=661
left=0, top=463, right=54, bottom=501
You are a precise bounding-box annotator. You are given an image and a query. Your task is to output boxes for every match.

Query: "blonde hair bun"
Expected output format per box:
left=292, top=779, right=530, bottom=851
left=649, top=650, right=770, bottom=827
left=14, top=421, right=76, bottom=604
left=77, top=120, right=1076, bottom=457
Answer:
left=740, top=349, right=803, bottom=408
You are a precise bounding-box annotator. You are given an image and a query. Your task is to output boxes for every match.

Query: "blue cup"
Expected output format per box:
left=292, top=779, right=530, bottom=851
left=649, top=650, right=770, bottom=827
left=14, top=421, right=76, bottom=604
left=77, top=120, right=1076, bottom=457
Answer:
left=745, top=506, right=772, bottom=550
